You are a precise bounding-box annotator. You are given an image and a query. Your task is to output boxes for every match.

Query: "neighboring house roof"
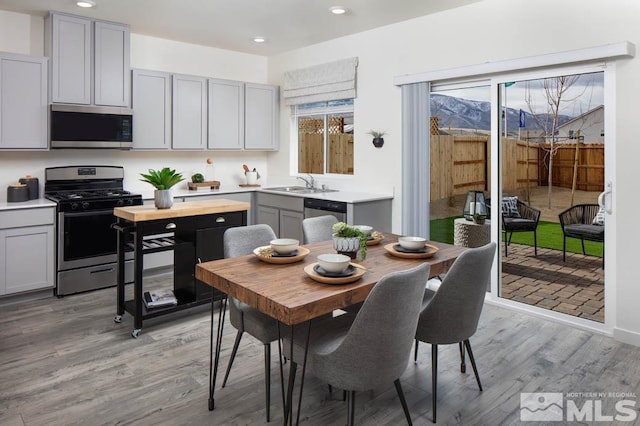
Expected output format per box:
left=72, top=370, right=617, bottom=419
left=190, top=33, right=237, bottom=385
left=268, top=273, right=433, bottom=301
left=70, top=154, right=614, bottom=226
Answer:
left=556, top=105, right=604, bottom=130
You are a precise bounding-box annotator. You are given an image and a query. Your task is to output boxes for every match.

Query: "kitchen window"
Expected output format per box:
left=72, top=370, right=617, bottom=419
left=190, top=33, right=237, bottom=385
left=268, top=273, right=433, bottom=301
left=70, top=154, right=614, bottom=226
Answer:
left=292, top=99, right=354, bottom=175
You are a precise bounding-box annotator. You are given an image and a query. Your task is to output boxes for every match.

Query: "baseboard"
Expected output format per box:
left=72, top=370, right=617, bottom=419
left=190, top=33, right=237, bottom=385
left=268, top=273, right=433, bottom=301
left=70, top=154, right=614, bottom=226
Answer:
left=613, top=327, right=640, bottom=347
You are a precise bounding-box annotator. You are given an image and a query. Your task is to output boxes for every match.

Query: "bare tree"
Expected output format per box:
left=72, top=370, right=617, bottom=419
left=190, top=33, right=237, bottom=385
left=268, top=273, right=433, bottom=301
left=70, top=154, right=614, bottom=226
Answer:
left=524, top=75, right=588, bottom=208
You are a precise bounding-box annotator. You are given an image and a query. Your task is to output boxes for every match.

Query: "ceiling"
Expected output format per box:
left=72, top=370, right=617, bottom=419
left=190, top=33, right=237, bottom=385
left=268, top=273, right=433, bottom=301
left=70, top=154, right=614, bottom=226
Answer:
left=0, top=0, right=482, bottom=56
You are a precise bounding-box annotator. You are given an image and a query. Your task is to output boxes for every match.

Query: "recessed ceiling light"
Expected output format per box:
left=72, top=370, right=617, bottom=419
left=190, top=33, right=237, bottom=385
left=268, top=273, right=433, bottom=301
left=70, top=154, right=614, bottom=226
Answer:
left=253, top=37, right=266, bottom=43
left=329, top=6, right=347, bottom=15
left=76, top=1, right=96, bottom=8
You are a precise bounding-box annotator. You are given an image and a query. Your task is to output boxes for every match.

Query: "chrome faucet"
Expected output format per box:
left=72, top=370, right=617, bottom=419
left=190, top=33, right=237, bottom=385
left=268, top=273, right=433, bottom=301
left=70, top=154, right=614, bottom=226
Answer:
left=297, top=174, right=316, bottom=189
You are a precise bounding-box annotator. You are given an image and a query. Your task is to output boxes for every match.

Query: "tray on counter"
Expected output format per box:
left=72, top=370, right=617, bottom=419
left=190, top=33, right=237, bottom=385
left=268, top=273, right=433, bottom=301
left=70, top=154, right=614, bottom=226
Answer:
left=188, top=181, right=220, bottom=190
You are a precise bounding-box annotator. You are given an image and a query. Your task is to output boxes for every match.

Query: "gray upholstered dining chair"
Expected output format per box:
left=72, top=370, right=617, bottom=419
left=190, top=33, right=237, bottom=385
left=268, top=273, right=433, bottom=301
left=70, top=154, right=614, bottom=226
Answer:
left=222, top=224, right=280, bottom=422
left=286, top=263, right=431, bottom=426
left=302, top=214, right=338, bottom=244
left=414, top=242, right=496, bottom=423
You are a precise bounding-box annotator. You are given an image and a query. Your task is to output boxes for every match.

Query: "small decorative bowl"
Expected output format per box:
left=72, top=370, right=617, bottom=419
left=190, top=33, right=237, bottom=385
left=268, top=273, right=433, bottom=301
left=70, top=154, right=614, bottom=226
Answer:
left=398, top=236, right=427, bottom=250
left=317, top=253, right=351, bottom=273
left=353, top=225, right=373, bottom=236
left=270, top=238, right=299, bottom=254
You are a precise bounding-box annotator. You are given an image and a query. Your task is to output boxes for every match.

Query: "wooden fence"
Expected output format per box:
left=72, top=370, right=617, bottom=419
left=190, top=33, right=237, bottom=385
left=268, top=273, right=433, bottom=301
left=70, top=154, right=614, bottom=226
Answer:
left=298, top=133, right=354, bottom=175
left=430, top=135, right=602, bottom=201
left=539, top=143, right=604, bottom=192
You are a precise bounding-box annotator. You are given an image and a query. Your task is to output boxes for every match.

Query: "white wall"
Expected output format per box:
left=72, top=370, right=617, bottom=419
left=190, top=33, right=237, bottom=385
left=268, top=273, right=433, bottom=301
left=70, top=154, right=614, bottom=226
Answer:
left=0, top=10, right=270, bottom=196
left=266, top=0, right=640, bottom=344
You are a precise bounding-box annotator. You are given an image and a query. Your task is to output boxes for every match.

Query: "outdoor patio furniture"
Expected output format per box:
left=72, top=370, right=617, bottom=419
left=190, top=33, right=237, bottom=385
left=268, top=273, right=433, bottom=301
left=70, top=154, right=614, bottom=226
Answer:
left=487, top=197, right=541, bottom=257
left=558, top=203, right=604, bottom=268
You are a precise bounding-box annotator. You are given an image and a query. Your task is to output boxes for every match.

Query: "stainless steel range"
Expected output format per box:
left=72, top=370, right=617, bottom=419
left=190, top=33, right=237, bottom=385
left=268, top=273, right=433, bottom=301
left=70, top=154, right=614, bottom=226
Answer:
left=45, top=166, right=142, bottom=296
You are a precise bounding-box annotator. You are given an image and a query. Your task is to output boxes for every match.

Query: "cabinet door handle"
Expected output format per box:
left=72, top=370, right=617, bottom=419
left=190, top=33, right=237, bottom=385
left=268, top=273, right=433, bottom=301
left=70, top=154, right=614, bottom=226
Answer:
left=215, top=217, right=226, bottom=223
left=165, top=223, right=176, bottom=229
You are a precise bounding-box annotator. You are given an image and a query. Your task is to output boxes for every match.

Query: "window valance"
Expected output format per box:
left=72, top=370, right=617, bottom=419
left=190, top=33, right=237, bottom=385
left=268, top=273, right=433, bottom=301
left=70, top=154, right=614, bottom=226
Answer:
left=283, top=57, right=358, bottom=106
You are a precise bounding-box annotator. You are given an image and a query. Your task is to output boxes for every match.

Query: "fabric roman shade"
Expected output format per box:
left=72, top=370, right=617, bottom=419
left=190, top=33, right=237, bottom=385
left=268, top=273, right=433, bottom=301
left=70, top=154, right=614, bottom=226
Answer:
left=283, top=57, right=358, bottom=106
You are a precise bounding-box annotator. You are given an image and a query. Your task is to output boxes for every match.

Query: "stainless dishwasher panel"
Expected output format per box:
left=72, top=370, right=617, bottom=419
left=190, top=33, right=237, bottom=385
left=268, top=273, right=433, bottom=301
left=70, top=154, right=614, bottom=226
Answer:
left=303, top=198, right=347, bottom=222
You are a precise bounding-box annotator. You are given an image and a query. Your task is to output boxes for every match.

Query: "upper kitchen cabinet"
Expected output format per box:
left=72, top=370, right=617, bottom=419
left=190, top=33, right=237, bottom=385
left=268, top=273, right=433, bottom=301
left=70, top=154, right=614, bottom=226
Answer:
left=172, top=74, right=208, bottom=149
left=46, top=12, right=130, bottom=107
left=244, top=83, right=279, bottom=150
left=0, top=53, right=48, bottom=150
left=132, top=69, right=171, bottom=150
left=94, top=21, right=130, bottom=106
left=207, top=79, right=244, bottom=150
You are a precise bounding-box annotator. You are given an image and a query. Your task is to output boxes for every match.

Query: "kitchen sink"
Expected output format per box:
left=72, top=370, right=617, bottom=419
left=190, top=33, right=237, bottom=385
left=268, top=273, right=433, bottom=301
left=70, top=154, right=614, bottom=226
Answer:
left=263, top=186, right=339, bottom=194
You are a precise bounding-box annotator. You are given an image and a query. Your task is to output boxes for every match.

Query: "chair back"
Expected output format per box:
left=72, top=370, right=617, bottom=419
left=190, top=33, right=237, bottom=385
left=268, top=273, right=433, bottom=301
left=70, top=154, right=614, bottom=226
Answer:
left=416, top=242, right=496, bottom=345
left=302, top=215, right=339, bottom=244
left=223, top=224, right=278, bottom=330
left=223, top=224, right=277, bottom=258
left=314, top=263, right=430, bottom=391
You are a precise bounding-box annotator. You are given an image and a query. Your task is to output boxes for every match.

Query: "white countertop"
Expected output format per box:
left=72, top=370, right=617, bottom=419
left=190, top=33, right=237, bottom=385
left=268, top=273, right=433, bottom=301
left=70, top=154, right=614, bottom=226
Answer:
left=0, top=198, right=57, bottom=211
left=141, top=186, right=393, bottom=204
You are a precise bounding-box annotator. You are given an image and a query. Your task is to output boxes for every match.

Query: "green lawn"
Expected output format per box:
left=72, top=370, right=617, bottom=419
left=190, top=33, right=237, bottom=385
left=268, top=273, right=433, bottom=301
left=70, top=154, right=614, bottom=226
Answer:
left=430, top=216, right=603, bottom=257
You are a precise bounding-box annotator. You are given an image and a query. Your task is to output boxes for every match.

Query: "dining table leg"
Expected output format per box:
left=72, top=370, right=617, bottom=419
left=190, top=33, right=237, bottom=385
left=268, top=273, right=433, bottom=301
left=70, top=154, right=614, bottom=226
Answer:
left=282, top=321, right=311, bottom=426
left=208, top=294, right=228, bottom=411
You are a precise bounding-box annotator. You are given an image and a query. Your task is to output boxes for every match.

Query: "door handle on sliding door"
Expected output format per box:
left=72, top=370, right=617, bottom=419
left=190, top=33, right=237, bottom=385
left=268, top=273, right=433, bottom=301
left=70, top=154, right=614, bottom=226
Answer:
left=598, top=181, right=612, bottom=214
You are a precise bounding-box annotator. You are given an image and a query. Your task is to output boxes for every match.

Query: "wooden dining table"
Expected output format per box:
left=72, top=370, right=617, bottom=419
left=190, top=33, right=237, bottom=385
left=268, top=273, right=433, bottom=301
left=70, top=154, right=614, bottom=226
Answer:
left=195, top=233, right=466, bottom=423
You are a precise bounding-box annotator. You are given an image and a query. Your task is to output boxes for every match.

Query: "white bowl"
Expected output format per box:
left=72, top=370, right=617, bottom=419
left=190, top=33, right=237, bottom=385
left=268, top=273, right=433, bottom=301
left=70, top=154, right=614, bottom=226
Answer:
left=317, top=253, right=351, bottom=273
left=270, top=238, right=299, bottom=254
left=353, top=225, right=373, bottom=236
left=398, top=236, right=427, bottom=250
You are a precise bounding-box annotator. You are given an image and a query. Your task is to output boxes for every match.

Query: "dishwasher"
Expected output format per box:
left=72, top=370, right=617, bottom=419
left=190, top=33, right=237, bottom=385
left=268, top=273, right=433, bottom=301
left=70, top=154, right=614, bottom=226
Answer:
left=303, top=198, right=347, bottom=222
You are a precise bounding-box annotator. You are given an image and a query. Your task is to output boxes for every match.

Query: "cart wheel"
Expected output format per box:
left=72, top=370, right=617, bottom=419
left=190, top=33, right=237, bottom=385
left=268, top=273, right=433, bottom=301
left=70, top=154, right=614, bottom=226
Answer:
left=131, top=329, right=141, bottom=338
left=114, top=315, right=122, bottom=323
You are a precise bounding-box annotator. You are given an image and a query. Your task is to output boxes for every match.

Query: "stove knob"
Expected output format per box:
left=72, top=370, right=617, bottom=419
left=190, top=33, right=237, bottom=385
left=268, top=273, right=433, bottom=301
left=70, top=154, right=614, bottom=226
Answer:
left=116, top=199, right=125, bottom=207
left=82, top=202, right=90, bottom=209
left=126, top=198, right=135, bottom=206
left=71, top=202, right=79, bottom=210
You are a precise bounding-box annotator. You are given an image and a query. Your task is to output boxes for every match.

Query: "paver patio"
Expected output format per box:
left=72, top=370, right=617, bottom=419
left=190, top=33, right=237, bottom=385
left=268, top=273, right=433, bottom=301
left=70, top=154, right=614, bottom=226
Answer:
left=499, top=242, right=604, bottom=323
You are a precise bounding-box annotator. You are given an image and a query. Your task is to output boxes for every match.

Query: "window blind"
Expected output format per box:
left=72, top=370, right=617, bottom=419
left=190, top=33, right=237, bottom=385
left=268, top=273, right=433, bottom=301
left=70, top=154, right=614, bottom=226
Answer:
left=283, top=57, right=358, bottom=106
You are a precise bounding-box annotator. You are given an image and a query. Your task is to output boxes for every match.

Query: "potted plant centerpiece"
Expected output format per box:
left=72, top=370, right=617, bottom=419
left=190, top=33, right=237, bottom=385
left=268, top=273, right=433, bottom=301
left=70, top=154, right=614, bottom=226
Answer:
left=140, top=167, right=185, bottom=209
left=368, top=130, right=386, bottom=148
left=332, top=222, right=368, bottom=259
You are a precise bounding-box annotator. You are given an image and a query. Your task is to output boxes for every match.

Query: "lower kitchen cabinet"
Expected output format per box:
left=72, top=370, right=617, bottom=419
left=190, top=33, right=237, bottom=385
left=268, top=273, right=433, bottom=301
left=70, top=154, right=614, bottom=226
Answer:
left=0, top=207, right=55, bottom=295
left=256, top=193, right=304, bottom=241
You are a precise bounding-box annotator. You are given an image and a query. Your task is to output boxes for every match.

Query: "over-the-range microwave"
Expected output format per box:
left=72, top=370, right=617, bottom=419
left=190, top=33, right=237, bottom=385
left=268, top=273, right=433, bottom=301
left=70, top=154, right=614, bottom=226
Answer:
left=50, top=104, right=133, bottom=149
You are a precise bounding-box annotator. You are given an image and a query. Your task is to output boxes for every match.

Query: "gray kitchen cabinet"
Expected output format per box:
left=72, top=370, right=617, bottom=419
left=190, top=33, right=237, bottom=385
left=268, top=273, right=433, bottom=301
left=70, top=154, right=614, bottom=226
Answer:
left=132, top=69, right=171, bottom=149
left=94, top=21, right=130, bottom=106
left=257, top=205, right=279, bottom=235
left=172, top=74, right=207, bottom=149
left=0, top=53, right=48, bottom=150
left=245, top=83, right=279, bottom=150
left=256, top=193, right=303, bottom=240
left=208, top=78, right=244, bottom=150
left=0, top=208, right=55, bottom=296
left=46, top=12, right=130, bottom=106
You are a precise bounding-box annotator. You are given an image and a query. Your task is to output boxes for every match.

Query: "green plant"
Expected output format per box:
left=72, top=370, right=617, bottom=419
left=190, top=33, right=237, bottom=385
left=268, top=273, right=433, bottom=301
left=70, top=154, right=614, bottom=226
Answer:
left=191, top=173, right=204, bottom=183
left=473, top=212, right=487, bottom=223
left=332, top=222, right=368, bottom=259
left=140, top=167, right=185, bottom=190
left=367, top=130, right=386, bottom=139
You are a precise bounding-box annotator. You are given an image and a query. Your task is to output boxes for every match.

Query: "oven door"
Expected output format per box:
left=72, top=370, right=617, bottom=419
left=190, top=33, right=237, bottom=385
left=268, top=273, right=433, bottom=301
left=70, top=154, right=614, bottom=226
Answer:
left=58, top=210, right=122, bottom=270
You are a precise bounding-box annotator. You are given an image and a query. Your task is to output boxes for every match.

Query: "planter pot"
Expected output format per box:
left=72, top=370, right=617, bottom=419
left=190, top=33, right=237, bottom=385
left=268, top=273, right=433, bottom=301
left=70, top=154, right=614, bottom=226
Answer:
left=333, top=236, right=361, bottom=259
left=154, top=189, right=173, bottom=209
left=372, top=137, right=384, bottom=148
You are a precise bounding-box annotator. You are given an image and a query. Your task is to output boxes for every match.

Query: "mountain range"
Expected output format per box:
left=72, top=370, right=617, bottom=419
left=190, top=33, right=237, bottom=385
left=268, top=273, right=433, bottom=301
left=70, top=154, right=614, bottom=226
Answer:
left=431, top=94, right=572, bottom=134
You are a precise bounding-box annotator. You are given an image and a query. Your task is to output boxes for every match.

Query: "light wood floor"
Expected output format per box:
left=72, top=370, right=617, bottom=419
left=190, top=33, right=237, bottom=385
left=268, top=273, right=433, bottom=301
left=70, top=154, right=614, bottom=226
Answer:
left=1, top=274, right=639, bottom=426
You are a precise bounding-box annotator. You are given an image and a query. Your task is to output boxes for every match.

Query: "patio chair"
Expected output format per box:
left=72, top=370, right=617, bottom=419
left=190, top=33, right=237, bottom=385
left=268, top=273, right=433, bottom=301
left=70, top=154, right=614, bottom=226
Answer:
left=558, top=203, right=604, bottom=268
left=487, top=197, right=541, bottom=257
